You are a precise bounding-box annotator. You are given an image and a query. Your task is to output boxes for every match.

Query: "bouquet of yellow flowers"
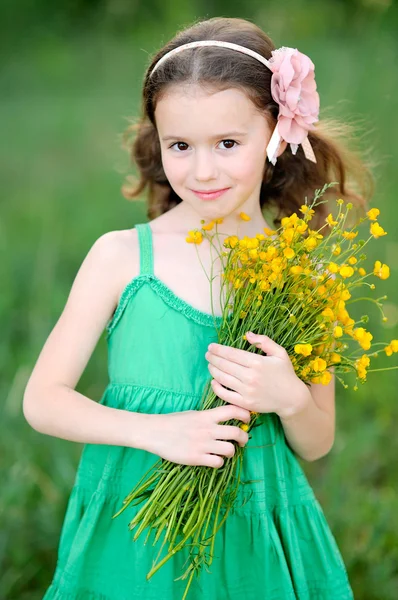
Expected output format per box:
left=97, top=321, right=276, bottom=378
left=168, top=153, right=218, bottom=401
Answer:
left=113, top=183, right=397, bottom=600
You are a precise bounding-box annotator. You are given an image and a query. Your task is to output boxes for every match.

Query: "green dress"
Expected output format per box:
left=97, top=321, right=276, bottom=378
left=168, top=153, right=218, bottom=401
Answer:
left=43, top=222, right=354, bottom=600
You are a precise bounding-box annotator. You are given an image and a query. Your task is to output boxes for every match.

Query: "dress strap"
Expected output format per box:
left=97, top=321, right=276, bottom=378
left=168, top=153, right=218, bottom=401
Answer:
left=135, top=222, right=154, bottom=276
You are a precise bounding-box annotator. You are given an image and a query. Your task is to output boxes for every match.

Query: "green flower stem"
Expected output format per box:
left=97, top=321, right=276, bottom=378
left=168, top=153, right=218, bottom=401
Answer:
left=152, top=516, right=168, bottom=545
left=367, top=366, right=398, bottom=373
left=112, top=461, right=162, bottom=518
left=150, top=484, right=189, bottom=530
left=129, top=466, right=185, bottom=535
left=168, top=481, right=198, bottom=548
left=182, top=502, right=200, bottom=535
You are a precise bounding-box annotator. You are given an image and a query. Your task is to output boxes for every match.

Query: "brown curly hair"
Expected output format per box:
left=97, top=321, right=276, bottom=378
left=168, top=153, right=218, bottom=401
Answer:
left=120, top=16, right=376, bottom=230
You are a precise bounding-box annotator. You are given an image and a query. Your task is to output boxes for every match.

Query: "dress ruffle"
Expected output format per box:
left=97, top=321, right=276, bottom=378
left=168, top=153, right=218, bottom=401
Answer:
left=43, top=483, right=353, bottom=600
left=43, top=384, right=354, bottom=600
left=106, top=274, right=225, bottom=337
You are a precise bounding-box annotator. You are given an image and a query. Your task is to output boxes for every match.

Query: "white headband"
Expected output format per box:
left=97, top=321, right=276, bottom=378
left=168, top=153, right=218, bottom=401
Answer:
left=149, top=40, right=319, bottom=166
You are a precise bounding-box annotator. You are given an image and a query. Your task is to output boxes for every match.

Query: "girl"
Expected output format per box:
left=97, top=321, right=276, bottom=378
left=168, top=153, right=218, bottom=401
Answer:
left=24, top=16, right=373, bottom=600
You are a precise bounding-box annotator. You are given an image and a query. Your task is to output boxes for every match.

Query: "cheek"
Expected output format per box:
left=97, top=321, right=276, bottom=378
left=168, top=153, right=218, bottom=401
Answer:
left=162, top=155, right=189, bottom=186
left=232, top=151, right=265, bottom=187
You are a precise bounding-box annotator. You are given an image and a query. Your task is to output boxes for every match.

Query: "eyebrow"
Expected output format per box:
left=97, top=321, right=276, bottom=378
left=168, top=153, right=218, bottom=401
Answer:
left=161, top=131, right=248, bottom=141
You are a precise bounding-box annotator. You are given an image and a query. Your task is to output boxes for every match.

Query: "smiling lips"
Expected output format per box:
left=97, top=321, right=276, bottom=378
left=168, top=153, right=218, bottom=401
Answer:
left=191, top=187, right=230, bottom=200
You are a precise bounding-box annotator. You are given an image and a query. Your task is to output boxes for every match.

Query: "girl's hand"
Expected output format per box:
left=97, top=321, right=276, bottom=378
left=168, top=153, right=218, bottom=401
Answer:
left=144, top=404, right=251, bottom=468
left=205, top=332, right=311, bottom=420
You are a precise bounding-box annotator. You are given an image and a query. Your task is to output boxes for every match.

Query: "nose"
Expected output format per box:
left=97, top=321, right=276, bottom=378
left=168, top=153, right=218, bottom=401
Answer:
left=193, top=148, right=217, bottom=182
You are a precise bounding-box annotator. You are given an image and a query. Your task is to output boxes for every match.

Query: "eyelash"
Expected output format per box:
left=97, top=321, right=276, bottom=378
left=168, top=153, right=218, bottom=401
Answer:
left=168, top=139, right=240, bottom=152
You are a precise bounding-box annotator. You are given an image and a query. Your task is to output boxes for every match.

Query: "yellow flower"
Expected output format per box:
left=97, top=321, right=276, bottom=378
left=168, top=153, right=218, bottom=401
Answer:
left=264, top=227, right=277, bottom=236
left=358, top=267, right=366, bottom=276
left=283, top=228, right=295, bottom=243
left=224, top=235, right=239, bottom=249
left=239, top=212, right=251, bottom=221
left=234, top=278, right=243, bottom=289
left=283, top=247, right=295, bottom=259
left=366, top=208, right=380, bottom=221
left=370, top=222, right=387, bottom=238
left=341, top=288, right=351, bottom=301
left=186, top=230, right=203, bottom=244
left=330, top=352, right=341, bottom=363
left=311, top=357, right=327, bottom=372
left=342, top=231, right=358, bottom=240
left=320, top=371, right=332, bottom=385
left=353, top=327, right=373, bottom=350
left=239, top=423, right=249, bottom=431
left=327, top=262, right=339, bottom=274
left=247, top=238, right=259, bottom=249
left=201, top=220, right=215, bottom=231
left=322, top=307, right=334, bottom=319
left=339, top=265, right=355, bottom=278
left=214, top=218, right=223, bottom=224
left=356, top=355, right=370, bottom=369
left=332, top=244, right=341, bottom=256
left=300, top=205, right=315, bottom=219
left=334, top=326, right=343, bottom=338
left=326, top=213, right=338, bottom=226
left=290, top=265, right=303, bottom=275
left=304, top=237, right=318, bottom=251
left=296, top=221, right=308, bottom=234
left=373, top=260, right=390, bottom=280
left=336, top=198, right=344, bottom=205
left=294, top=343, right=313, bottom=357
left=240, top=251, right=249, bottom=263
left=384, top=340, right=398, bottom=356
left=348, top=256, right=357, bottom=265
left=355, top=354, right=370, bottom=380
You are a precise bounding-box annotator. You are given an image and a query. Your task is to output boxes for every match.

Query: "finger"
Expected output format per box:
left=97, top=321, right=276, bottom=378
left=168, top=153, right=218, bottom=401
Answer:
left=214, top=424, right=249, bottom=447
left=213, top=403, right=251, bottom=423
left=208, top=363, right=245, bottom=395
left=208, top=343, right=255, bottom=367
left=207, top=352, right=249, bottom=382
left=211, top=379, right=246, bottom=409
left=210, top=440, right=236, bottom=458
left=204, top=454, right=224, bottom=469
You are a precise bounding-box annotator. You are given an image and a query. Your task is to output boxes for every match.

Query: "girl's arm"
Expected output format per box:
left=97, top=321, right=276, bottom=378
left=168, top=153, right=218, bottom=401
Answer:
left=23, top=230, right=152, bottom=451
left=279, top=369, right=336, bottom=462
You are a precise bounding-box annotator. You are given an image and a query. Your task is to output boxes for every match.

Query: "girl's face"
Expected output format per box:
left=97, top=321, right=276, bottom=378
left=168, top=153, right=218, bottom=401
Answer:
left=154, top=84, right=279, bottom=220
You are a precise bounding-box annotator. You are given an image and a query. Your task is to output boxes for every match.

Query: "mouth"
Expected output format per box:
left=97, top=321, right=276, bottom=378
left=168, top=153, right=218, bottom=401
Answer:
left=191, top=187, right=231, bottom=200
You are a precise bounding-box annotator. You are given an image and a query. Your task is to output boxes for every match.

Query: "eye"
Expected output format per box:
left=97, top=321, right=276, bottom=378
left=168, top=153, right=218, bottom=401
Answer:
left=169, top=142, right=189, bottom=152
left=169, top=139, right=240, bottom=152
left=219, top=139, right=239, bottom=150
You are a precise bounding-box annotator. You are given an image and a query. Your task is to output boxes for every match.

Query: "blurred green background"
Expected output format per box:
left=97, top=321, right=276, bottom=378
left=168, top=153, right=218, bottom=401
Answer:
left=1, top=0, right=398, bottom=598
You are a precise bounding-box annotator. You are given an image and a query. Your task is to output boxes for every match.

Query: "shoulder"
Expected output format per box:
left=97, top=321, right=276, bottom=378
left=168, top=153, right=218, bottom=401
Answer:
left=90, top=228, right=138, bottom=260
left=87, top=228, right=140, bottom=299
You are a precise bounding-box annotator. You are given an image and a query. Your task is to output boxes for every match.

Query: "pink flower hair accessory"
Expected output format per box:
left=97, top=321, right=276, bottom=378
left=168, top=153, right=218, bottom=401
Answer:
left=266, top=46, right=320, bottom=165
left=149, top=40, right=320, bottom=165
